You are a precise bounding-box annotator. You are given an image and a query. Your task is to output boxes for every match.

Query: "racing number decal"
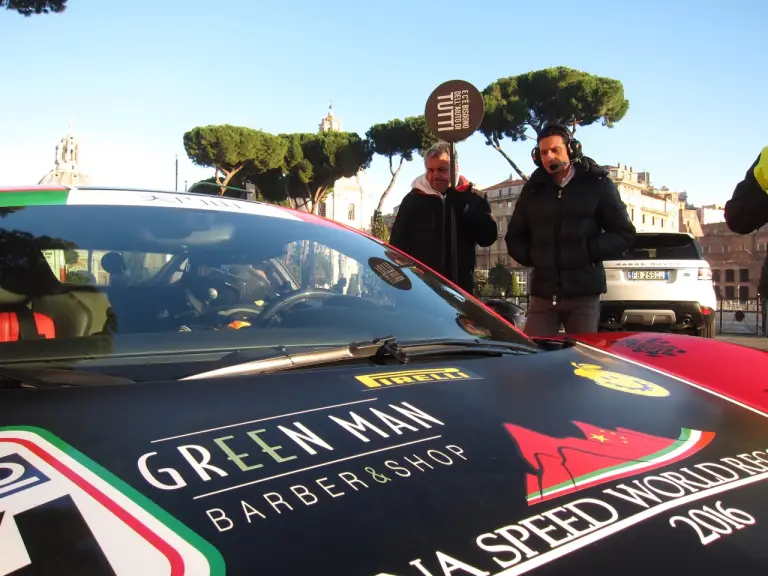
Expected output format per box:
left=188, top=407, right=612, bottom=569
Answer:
left=0, top=428, right=224, bottom=576
left=0, top=495, right=115, bottom=575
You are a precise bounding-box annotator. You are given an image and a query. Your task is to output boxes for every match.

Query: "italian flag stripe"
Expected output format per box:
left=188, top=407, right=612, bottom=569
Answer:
left=527, top=428, right=715, bottom=502
left=0, top=426, right=225, bottom=575
left=0, top=190, right=69, bottom=207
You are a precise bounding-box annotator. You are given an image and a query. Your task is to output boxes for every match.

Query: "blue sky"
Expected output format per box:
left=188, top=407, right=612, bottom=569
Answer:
left=1, top=0, right=765, bottom=212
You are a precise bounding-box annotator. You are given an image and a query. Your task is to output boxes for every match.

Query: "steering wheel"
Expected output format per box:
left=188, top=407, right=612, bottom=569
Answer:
left=204, top=305, right=265, bottom=325
left=257, top=287, right=339, bottom=326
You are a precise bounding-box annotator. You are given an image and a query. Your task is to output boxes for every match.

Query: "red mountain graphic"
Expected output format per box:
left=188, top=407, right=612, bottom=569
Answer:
left=504, top=421, right=715, bottom=505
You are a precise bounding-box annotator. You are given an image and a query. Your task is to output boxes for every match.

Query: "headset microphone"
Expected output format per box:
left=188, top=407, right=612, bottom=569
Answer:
left=532, top=123, right=584, bottom=169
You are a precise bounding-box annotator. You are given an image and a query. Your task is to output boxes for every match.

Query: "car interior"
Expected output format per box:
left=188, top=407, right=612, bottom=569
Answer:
left=0, top=205, right=533, bottom=374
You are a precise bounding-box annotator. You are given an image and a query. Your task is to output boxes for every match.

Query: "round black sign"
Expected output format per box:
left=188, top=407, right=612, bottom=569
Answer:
left=368, top=257, right=412, bottom=291
left=424, top=79, right=485, bottom=143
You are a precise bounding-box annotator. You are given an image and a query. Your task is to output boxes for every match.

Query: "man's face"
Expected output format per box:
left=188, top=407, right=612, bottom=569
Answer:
left=426, top=153, right=453, bottom=193
left=538, top=134, right=570, bottom=175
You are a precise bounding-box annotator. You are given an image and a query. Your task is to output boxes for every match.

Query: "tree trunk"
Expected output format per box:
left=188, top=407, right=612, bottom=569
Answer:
left=376, top=155, right=405, bottom=216
left=289, top=182, right=313, bottom=212
left=217, top=165, right=245, bottom=196
left=488, top=138, right=529, bottom=181
left=310, top=181, right=334, bottom=215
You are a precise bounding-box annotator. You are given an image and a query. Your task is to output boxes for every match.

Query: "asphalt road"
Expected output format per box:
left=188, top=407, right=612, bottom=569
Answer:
left=715, top=334, right=768, bottom=351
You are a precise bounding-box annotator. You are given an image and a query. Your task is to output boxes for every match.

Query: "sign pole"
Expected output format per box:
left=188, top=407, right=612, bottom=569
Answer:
left=424, top=79, right=485, bottom=287
left=449, top=142, right=457, bottom=189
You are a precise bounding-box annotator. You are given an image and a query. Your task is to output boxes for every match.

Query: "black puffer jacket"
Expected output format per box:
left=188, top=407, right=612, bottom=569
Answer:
left=505, top=159, right=636, bottom=299
left=725, top=147, right=768, bottom=234
left=390, top=175, right=497, bottom=293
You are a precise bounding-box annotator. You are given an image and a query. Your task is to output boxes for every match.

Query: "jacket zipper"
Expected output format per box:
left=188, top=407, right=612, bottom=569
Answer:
left=440, top=194, right=448, bottom=275
left=553, top=188, right=563, bottom=305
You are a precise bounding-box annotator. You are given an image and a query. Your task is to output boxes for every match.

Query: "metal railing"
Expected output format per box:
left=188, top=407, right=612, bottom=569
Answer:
left=716, top=298, right=766, bottom=336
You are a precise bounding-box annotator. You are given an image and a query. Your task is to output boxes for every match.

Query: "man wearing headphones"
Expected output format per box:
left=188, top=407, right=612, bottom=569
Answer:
left=505, top=123, right=636, bottom=336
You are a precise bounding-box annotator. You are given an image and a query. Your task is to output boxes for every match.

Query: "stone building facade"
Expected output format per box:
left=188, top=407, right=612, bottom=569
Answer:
left=602, top=163, right=681, bottom=233
left=698, top=222, right=768, bottom=299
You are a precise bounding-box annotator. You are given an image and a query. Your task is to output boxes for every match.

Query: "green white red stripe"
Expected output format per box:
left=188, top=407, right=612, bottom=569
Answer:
left=0, top=426, right=225, bottom=575
left=526, top=428, right=715, bottom=503
left=0, top=187, right=302, bottom=221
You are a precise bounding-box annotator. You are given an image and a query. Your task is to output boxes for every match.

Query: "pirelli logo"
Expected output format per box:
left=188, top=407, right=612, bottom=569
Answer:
left=355, top=367, right=479, bottom=389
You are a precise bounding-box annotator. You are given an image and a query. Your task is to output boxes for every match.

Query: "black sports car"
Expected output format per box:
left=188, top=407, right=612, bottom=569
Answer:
left=1, top=186, right=767, bottom=576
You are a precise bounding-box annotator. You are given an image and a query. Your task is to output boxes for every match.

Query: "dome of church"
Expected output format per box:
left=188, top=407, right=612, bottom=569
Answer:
left=318, top=103, right=343, bottom=133
left=38, top=129, right=93, bottom=186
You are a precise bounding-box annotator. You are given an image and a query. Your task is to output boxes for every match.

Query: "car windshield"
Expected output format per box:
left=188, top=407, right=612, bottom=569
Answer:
left=0, top=196, right=531, bottom=378
left=619, top=234, right=702, bottom=260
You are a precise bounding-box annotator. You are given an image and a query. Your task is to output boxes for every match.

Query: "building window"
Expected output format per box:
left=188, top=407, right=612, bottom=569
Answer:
left=712, top=269, right=720, bottom=282
left=318, top=202, right=327, bottom=217
left=514, top=270, right=528, bottom=295
left=725, top=245, right=730, bottom=253
left=725, top=286, right=735, bottom=299
left=739, top=268, right=749, bottom=282
left=702, top=245, right=709, bottom=254
left=642, top=214, right=646, bottom=224
left=739, top=286, right=750, bottom=300
left=740, top=244, right=745, bottom=251
left=652, top=217, right=655, bottom=226
left=347, top=203, right=356, bottom=221
left=758, top=242, right=766, bottom=251
left=630, top=208, right=635, bottom=221
left=661, top=218, right=665, bottom=228
left=725, top=269, right=735, bottom=283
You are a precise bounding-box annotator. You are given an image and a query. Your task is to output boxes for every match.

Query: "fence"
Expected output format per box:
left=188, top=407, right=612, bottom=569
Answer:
left=478, top=293, right=767, bottom=337
left=716, top=298, right=767, bottom=336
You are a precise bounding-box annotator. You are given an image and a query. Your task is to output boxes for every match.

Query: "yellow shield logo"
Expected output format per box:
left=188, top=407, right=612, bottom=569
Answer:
left=572, top=362, right=670, bottom=397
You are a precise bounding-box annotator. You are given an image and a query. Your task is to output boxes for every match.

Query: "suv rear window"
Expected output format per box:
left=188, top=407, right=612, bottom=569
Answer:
left=621, top=234, right=702, bottom=260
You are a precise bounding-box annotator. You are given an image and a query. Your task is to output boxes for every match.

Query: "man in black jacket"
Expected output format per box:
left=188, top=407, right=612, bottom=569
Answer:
left=505, top=124, right=636, bottom=336
left=724, top=145, right=768, bottom=298
left=390, top=141, right=497, bottom=293
left=725, top=146, right=768, bottom=234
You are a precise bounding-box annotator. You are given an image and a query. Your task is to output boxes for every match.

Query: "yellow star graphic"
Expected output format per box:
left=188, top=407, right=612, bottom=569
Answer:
left=590, top=433, right=608, bottom=443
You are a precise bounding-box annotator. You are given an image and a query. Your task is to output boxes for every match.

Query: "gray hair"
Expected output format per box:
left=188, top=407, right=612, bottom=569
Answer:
left=424, top=141, right=457, bottom=166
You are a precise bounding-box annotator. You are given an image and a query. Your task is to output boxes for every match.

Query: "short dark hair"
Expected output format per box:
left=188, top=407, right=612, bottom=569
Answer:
left=537, top=123, right=571, bottom=144
left=424, top=141, right=457, bottom=165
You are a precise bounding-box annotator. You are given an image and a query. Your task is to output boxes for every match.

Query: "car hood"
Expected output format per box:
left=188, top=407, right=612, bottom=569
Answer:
left=563, top=330, right=768, bottom=413
left=1, top=343, right=767, bottom=574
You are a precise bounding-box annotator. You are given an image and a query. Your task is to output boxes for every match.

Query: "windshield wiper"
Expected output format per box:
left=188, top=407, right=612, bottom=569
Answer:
left=0, top=365, right=134, bottom=389
left=181, top=336, right=538, bottom=381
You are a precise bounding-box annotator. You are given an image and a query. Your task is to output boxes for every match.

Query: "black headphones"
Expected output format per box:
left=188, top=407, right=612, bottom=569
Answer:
left=531, top=123, right=583, bottom=167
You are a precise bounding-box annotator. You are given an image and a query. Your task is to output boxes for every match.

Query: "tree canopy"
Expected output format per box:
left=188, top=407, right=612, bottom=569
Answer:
left=480, top=67, right=629, bottom=179
left=366, top=115, right=436, bottom=233
left=2, top=0, right=67, bottom=16
left=183, top=125, right=287, bottom=195
left=488, top=262, right=513, bottom=296
left=255, top=131, right=372, bottom=213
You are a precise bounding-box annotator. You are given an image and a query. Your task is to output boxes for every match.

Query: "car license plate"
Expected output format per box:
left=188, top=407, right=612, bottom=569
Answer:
left=628, top=270, right=669, bottom=280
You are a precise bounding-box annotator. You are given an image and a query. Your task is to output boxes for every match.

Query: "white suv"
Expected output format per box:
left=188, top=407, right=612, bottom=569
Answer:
left=600, top=232, right=718, bottom=338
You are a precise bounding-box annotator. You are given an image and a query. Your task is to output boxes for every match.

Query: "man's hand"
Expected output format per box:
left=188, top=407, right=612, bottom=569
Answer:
left=445, top=187, right=469, bottom=213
